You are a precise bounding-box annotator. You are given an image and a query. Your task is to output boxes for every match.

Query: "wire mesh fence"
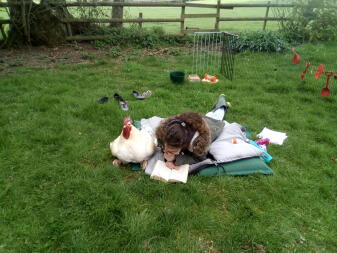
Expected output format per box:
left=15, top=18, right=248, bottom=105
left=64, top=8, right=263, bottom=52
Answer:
left=191, top=31, right=237, bottom=81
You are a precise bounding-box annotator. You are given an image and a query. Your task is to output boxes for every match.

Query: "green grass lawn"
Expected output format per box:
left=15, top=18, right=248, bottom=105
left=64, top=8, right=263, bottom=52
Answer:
left=1, top=41, right=337, bottom=252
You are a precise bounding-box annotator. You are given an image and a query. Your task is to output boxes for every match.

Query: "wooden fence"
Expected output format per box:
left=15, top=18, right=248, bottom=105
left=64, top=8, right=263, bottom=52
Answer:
left=0, top=1, right=296, bottom=41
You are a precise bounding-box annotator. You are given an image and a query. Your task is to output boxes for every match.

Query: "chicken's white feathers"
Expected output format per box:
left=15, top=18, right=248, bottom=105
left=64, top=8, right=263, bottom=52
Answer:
left=110, top=125, right=156, bottom=164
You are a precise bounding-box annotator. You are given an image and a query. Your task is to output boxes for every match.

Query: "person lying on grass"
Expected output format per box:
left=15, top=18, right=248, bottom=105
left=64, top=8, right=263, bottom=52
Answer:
left=155, top=111, right=225, bottom=169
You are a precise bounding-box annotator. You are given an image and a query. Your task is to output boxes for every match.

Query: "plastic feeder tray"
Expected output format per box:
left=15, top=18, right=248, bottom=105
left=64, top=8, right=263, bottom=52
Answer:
left=170, top=71, right=185, bottom=84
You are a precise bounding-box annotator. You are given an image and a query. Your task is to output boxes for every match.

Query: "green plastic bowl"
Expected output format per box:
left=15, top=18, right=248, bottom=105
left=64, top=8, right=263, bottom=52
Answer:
left=170, top=71, right=185, bottom=84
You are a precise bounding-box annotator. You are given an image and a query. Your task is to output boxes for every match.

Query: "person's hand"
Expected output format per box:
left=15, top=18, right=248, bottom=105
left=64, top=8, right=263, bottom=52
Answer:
left=165, top=161, right=180, bottom=170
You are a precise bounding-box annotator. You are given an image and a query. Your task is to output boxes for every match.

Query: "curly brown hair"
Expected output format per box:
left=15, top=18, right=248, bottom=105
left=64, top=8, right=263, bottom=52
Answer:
left=155, top=112, right=211, bottom=156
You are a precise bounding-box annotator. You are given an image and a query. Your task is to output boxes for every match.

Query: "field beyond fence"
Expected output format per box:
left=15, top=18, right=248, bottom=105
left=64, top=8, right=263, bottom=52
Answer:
left=0, top=0, right=295, bottom=41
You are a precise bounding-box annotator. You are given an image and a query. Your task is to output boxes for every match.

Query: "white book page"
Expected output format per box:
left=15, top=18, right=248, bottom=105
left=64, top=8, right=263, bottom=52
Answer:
left=150, top=160, right=171, bottom=182
left=168, top=164, right=189, bottom=183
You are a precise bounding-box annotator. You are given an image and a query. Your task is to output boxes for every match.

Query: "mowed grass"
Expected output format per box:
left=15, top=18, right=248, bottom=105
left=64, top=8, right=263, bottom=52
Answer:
left=0, top=41, right=337, bottom=252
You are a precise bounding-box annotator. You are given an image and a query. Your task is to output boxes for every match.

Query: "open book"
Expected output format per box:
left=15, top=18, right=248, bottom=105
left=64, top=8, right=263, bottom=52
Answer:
left=150, top=160, right=189, bottom=183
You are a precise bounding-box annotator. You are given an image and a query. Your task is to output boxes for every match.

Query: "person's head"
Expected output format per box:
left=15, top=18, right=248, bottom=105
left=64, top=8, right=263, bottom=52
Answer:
left=155, top=112, right=208, bottom=158
left=162, top=120, right=189, bottom=154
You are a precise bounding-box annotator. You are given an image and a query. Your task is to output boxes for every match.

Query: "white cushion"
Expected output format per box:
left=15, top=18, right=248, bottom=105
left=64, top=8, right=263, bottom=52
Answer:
left=209, top=123, right=263, bottom=162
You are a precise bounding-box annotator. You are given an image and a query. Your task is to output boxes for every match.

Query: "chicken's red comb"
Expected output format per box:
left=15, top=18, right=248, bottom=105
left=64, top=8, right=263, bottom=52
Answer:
left=123, top=116, right=132, bottom=125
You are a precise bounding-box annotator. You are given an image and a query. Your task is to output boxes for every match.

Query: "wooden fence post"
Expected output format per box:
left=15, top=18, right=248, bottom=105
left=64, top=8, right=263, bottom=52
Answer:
left=180, top=0, right=186, bottom=34
left=263, top=1, right=271, bottom=30
left=139, top=12, right=143, bottom=28
left=66, top=23, right=73, bottom=37
left=111, top=0, right=124, bottom=28
left=215, top=0, right=220, bottom=30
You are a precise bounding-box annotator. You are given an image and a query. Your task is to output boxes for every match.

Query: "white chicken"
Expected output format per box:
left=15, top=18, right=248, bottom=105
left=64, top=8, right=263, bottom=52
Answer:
left=110, top=117, right=156, bottom=169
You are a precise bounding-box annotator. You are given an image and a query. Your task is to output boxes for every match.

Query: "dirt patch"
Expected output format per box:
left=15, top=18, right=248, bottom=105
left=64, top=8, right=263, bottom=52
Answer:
left=0, top=42, right=104, bottom=74
left=0, top=42, right=189, bottom=75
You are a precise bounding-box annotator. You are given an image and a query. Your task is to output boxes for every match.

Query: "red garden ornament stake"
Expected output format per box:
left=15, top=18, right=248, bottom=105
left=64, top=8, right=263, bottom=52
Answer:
left=292, top=53, right=301, bottom=64
left=315, top=64, right=324, bottom=79
left=321, top=71, right=333, bottom=97
left=290, top=48, right=336, bottom=96
left=291, top=47, right=301, bottom=64
left=300, top=62, right=311, bottom=80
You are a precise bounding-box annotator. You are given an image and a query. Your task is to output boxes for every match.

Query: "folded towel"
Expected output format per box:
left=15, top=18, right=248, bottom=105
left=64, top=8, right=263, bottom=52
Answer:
left=257, top=127, right=287, bottom=145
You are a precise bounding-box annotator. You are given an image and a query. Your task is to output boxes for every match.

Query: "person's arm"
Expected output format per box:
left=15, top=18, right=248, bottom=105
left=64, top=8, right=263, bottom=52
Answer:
left=174, top=151, right=206, bottom=166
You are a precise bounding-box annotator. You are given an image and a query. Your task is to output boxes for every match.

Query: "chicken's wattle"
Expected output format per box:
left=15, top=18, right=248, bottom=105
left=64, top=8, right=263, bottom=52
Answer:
left=122, top=126, right=132, bottom=139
